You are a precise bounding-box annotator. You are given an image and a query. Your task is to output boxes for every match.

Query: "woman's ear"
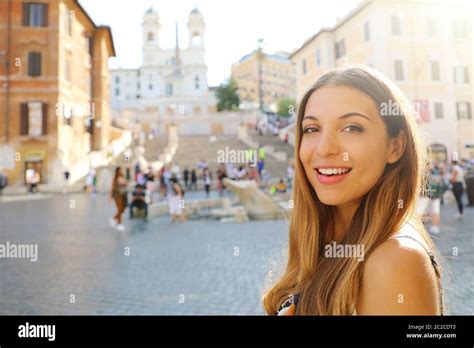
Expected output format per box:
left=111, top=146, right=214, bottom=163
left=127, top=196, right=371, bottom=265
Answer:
left=387, top=130, right=406, bottom=164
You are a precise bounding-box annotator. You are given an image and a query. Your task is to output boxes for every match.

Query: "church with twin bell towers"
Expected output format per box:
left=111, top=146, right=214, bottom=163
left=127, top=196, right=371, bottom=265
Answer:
left=110, top=6, right=209, bottom=119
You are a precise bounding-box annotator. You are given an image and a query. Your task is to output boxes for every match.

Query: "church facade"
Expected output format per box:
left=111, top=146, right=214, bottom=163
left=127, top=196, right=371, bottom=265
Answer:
left=110, top=7, right=209, bottom=116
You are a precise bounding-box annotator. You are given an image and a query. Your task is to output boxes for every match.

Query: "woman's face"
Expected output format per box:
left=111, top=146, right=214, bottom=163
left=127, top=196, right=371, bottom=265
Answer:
left=299, top=85, right=402, bottom=206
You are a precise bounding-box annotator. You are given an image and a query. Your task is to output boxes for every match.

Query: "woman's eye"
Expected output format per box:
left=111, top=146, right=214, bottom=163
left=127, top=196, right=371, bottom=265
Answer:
left=303, top=126, right=319, bottom=133
left=343, top=125, right=363, bottom=133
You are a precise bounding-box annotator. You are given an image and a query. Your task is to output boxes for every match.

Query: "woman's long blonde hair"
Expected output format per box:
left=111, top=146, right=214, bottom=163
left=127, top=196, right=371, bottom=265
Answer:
left=263, top=65, right=438, bottom=315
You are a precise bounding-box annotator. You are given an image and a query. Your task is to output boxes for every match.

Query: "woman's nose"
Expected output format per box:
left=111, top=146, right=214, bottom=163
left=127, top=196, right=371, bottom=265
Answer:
left=316, top=131, right=340, bottom=157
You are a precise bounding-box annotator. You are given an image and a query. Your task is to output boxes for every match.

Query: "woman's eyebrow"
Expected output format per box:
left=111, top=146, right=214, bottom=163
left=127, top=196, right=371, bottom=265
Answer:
left=302, top=112, right=372, bottom=123
left=339, top=112, right=372, bottom=123
left=302, top=115, right=318, bottom=121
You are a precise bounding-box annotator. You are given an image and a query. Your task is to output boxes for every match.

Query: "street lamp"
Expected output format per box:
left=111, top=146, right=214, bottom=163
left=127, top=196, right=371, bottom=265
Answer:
left=256, top=38, right=264, bottom=113
left=1, top=49, right=9, bottom=144
left=2, top=0, right=12, bottom=143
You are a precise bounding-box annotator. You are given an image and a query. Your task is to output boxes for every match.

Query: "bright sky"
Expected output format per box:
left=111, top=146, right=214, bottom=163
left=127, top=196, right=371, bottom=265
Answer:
left=79, top=0, right=362, bottom=86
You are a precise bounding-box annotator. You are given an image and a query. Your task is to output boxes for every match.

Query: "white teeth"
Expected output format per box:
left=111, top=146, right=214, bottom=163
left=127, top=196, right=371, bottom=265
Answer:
left=318, top=168, right=351, bottom=175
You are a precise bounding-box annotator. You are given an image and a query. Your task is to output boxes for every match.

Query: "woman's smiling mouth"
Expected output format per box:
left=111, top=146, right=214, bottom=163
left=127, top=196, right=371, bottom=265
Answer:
left=314, top=166, right=353, bottom=184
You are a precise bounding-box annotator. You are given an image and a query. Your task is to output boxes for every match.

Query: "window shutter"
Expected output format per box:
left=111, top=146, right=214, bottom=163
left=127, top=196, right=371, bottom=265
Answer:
left=391, top=16, right=400, bottom=35
left=36, top=52, right=42, bottom=76
left=28, top=53, right=32, bottom=76
left=468, top=102, right=472, bottom=120
left=22, top=3, right=29, bottom=26
left=456, top=102, right=462, bottom=120
left=28, top=53, right=34, bottom=76
left=28, top=52, right=42, bottom=77
left=42, top=4, right=48, bottom=27
left=42, top=103, right=48, bottom=135
left=31, top=53, right=37, bottom=76
left=20, top=103, right=29, bottom=135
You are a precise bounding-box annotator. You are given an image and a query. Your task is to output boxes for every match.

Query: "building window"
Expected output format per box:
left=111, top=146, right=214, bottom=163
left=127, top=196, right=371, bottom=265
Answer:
left=115, top=76, right=120, bottom=83
left=456, top=102, right=471, bottom=120
left=430, top=61, right=440, bottom=81
left=453, top=20, right=467, bottom=38
left=302, top=59, right=307, bottom=75
left=434, top=102, right=443, bottom=119
left=315, top=48, right=321, bottom=67
left=88, top=37, right=93, bottom=55
left=20, top=102, right=47, bottom=136
left=62, top=104, right=72, bottom=126
left=85, top=74, right=91, bottom=96
left=137, top=81, right=141, bottom=89
left=147, top=32, right=154, bottom=45
left=453, top=66, right=469, bottom=84
left=166, top=83, right=173, bottom=96
left=65, top=115, right=72, bottom=126
left=335, top=40, right=345, bottom=59
left=149, top=83, right=153, bottom=91
left=22, top=3, right=48, bottom=27
left=364, top=21, right=370, bottom=41
left=27, top=52, right=42, bottom=77
left=394, top=60, right=404, bottom=80
left=64, top=7, right=72, bottom=36
left=427, top=18, right=436, bottom=37
left=192, top=32, right=202, bottom=46
left=391, top=16, right=401, bottom=35
left=115, top=88, right=120, bottom=96
left=65, top=59, right=71, bottom=82
left=195, top=75, right=200, bottom=90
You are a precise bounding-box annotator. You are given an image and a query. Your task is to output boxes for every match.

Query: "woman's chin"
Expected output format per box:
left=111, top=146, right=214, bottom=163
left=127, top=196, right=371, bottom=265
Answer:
left=316, top=194, right=345, bottom=206
left=316, top=191, right=351, bottom=205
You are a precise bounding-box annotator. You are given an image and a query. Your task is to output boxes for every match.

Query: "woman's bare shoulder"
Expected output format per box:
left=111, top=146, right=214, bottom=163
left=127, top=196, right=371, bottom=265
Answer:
left=371, top=223, right=431, bottom=263
left=357, top=224, right=440, bottom=315
left=365, top=225, right=432, bottom=277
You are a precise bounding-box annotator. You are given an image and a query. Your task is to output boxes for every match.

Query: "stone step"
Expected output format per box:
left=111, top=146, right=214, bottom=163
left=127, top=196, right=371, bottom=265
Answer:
left=245, top=129, right=293, bottom=178
left=171, top=135, right=247, bottom=172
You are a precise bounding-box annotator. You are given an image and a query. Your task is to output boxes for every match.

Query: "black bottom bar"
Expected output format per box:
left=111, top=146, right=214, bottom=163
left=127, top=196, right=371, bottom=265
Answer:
left=0, top=315, right=473, bottom=346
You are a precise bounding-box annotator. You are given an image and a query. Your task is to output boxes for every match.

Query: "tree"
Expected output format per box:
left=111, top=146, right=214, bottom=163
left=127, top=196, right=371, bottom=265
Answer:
left=216, top=78, right=240, bottom=111
left=277, top=98, right=296, bottom=117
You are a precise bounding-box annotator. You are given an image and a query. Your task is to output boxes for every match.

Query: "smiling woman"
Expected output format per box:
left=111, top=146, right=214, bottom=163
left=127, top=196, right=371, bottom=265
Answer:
left=262, top=65, right=443, bottom=316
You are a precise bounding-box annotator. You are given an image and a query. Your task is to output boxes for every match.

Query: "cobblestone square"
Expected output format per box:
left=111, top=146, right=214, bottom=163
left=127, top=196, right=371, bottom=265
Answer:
left=0, top=192, right=472, bottom=315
